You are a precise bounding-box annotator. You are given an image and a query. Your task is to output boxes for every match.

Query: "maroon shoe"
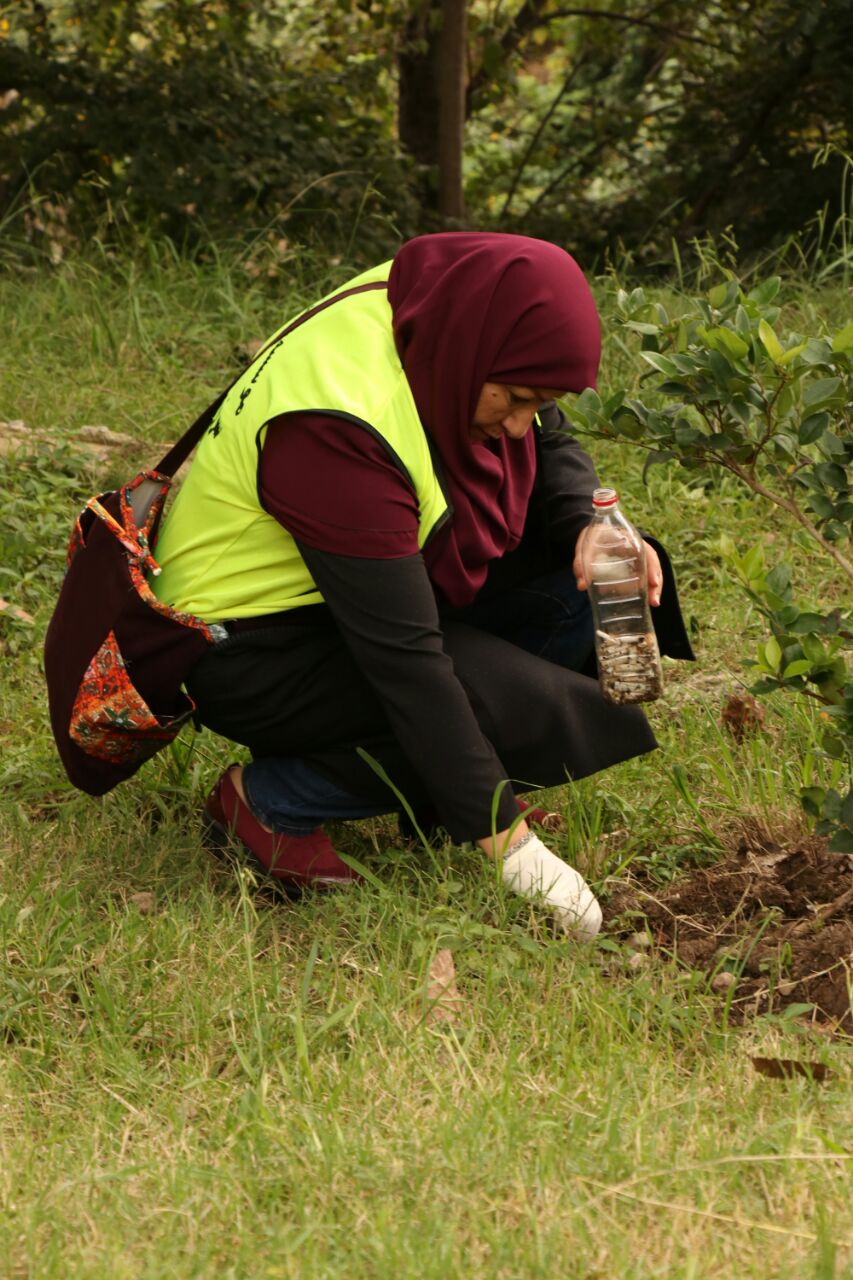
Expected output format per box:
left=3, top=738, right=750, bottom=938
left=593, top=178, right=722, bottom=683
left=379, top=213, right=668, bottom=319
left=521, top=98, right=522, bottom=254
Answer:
left=516, top=796, right=564, bottom=832
left=202, top=766, right=362, bottom=891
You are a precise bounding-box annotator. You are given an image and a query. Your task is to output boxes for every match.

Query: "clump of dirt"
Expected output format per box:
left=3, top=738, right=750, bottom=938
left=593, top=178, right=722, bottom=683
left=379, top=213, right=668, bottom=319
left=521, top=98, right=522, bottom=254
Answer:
left=719, top=691, right=766, bottom=743
left=606, top=831, right=853, bottom=1034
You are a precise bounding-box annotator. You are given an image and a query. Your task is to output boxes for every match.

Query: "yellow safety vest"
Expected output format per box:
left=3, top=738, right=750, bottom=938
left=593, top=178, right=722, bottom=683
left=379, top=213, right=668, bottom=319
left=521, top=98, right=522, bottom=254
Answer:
left=152, top=263, right=451, bottom=619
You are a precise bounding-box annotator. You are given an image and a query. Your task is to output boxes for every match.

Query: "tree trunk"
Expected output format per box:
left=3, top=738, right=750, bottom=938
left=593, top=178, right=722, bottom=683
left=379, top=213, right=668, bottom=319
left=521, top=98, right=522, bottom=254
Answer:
left=437, top=0, right=467, bottom=222
left=398, top=1, right=441, bottom=173
left=397, top=0, right=468, bottom=224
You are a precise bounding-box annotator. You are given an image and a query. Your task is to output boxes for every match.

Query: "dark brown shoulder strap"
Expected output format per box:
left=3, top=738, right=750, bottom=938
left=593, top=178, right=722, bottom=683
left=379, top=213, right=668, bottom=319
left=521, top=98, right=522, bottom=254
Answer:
left=154, top=279, right=388, bottom=477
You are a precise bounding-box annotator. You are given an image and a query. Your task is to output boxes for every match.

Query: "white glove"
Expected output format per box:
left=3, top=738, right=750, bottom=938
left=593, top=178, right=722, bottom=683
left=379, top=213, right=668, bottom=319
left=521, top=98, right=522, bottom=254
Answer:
left=501, top=832, right=602, bottom=940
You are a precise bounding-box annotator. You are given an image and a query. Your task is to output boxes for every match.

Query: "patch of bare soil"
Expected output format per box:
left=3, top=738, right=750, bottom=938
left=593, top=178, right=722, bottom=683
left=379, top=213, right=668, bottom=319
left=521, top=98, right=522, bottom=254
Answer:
left=607, top=831, right=853, bottom=1034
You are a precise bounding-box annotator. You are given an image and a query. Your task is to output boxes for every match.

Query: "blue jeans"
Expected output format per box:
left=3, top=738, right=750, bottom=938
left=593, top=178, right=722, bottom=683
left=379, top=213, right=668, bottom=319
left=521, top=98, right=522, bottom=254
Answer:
left=243, top=566, right=592, bottom=835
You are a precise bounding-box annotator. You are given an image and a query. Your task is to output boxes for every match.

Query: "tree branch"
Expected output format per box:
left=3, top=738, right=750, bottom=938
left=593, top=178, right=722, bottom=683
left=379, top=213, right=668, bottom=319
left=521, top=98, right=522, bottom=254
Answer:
left=498, top=54, right=587, bottom=221
left=519, top=98, right=630, bottom=216
left=722, top=459, right=853, bottom=586
left=542, top=8, right=724, bottom=50
left=576, top=424, right=853, bottom=586
left=467, top=0, right=552, bottom=108
left=467, top=1, right=723, bottom=109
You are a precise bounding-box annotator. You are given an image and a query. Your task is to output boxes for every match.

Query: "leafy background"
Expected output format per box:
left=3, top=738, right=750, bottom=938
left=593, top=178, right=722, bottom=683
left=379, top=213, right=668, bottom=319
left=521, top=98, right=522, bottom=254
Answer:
left=1, top=0, right=852, bottom=265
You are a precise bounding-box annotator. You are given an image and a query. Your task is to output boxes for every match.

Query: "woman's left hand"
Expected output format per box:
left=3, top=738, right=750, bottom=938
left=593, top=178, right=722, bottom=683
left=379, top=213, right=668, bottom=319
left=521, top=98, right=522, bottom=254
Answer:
left=573, top=527, right=663, bottom=607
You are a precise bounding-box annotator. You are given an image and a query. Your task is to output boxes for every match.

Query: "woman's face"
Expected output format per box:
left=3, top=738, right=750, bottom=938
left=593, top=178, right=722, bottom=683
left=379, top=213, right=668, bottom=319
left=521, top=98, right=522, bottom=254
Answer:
left=470, top=383, right=563, bottom=444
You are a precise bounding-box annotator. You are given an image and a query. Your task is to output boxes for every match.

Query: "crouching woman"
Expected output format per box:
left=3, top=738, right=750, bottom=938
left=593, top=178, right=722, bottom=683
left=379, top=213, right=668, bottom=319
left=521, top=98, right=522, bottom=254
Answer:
left=150, top=233, right=693, bottom=936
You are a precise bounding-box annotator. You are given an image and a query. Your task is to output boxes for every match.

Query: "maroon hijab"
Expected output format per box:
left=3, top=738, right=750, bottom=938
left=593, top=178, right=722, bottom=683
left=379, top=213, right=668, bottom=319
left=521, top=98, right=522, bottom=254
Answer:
left=388, top=233, right=601, bottom=606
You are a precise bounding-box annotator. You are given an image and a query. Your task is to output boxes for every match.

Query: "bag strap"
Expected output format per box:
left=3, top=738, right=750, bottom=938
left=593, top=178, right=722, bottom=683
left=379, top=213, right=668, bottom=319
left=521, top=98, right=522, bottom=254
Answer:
left=153, top=279, right=389, bottom=478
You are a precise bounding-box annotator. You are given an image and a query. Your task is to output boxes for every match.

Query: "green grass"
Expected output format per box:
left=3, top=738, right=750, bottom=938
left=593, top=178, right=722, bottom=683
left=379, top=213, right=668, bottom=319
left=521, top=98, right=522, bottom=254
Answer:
left=1, top=244, right=851, bottom=1279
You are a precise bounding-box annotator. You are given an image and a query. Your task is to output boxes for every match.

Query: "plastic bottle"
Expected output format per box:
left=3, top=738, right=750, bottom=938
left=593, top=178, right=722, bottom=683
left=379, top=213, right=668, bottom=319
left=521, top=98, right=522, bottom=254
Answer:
left=581, top=486, right=662, bottom=705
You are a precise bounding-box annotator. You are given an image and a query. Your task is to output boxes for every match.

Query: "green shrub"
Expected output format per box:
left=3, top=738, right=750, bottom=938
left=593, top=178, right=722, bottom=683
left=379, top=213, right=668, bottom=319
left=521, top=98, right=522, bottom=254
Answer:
left=568, top=275, right=853, bottom=850
left=0, top=2, right=416, bottom=260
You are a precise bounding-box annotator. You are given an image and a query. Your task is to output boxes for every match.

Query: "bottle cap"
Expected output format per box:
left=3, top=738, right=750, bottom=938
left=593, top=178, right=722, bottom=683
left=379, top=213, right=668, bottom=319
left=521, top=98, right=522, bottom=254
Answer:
left=592, top=487, right=619, bottom=508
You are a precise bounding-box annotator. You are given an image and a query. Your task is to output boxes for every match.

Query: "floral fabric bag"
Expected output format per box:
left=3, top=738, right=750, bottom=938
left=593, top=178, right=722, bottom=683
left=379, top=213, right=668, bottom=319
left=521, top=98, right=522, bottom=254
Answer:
left=43, top=395, right=226, bottom=795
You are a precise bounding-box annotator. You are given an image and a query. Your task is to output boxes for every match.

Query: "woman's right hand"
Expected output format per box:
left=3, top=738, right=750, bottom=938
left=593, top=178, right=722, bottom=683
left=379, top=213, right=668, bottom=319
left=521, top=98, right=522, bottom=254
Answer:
left=497, top=829, right=602, bottom=939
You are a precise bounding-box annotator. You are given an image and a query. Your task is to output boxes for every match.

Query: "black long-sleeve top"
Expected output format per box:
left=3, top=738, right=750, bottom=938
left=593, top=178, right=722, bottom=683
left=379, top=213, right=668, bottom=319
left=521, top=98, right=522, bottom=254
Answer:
left=256, top=402, right=601, bottom=838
